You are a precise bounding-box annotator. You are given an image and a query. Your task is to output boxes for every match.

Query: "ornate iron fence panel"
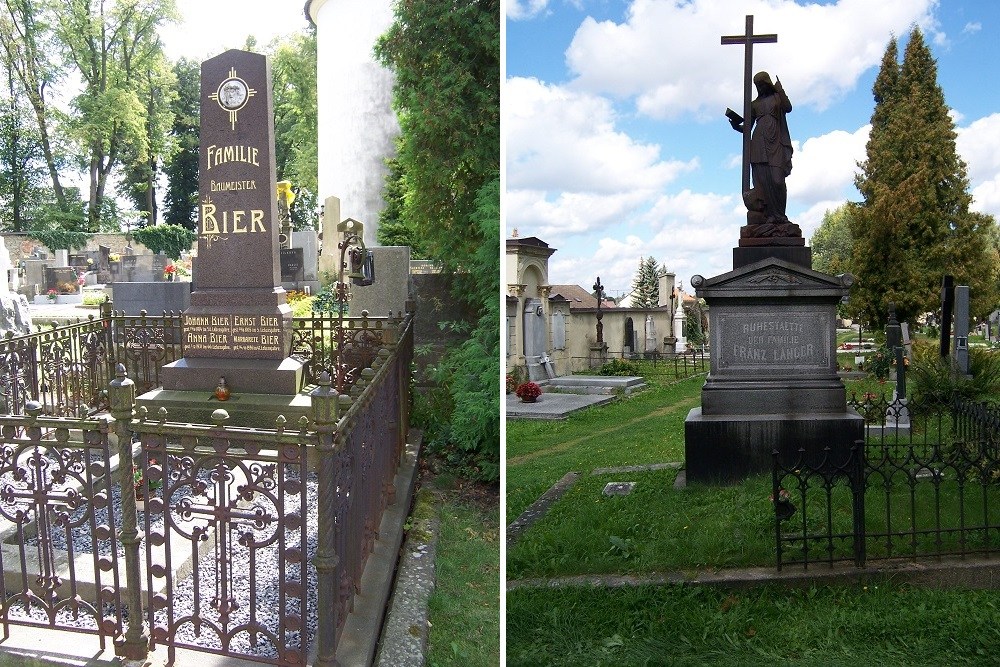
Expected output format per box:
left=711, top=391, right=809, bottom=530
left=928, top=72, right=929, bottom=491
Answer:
left=775, top=397, right=1000, bottom=569
left=0, top=318, right=112, bottom=418
left=0, top=335, right=37, bottom=416
left=290, top=312, right=402, bottom=389
left=0, top=406, right=124, bottom=647
left=108, top=310, right=184, bottom=396
left=134, top=414, right=312, bottom=666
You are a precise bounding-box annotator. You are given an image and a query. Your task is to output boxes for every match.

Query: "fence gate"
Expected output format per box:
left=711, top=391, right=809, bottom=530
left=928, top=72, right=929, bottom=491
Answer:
left=0, top=407, right=124, bottom=648
left=136, top=419, right=311, bottom=665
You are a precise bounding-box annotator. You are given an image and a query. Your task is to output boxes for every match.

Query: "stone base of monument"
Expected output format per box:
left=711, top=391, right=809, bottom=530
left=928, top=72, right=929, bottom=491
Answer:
left=683, top=257, right=863, bottom=485
left=733, top=245, right=811, bottom=269
left=137, top=386, right=313, bottom=430
left=159, top=356, right=305, bottom=395
left=685, top=409, right=863, bottom=484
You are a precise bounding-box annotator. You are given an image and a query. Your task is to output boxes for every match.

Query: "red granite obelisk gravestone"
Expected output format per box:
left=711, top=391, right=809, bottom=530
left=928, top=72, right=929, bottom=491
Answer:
left=159, top=49, right=303, bottom=395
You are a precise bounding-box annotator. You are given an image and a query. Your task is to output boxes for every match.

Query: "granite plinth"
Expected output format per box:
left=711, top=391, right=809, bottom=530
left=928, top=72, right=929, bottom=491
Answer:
left=159, top=356, right=304, bottom=395
left=733, top=246, right=812, bottom=269
left=684, top=408, right=864, bottom=485
left=136, top=387, right=313, bottom=430
left=700, top=377, right=848, bottom=415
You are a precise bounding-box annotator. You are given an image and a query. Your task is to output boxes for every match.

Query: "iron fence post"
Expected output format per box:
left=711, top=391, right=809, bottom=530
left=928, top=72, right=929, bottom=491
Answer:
left=311, top=372, right=341, bottom=666
left=851, top=440, right=866, bottom=568
left=109, top=364, right=149, bottom=659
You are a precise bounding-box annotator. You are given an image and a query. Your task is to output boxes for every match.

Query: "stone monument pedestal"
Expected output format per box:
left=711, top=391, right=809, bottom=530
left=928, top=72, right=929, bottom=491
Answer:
left=684, top=257, right=863, bottom=484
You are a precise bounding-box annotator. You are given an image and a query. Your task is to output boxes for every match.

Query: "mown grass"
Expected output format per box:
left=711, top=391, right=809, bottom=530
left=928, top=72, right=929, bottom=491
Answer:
left=507, top=374, right=704, bottom=520
left=426, top=486, right=500, bottom=667
left=507, top=583, right=1000, bottom=666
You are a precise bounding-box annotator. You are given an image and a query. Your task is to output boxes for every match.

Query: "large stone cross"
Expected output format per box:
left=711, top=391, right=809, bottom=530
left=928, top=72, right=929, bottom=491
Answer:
left=722, top=14, right=777, bottom=195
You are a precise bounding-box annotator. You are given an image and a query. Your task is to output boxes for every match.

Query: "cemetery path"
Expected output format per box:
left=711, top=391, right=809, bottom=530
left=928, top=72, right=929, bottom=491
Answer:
left=508, top=395, right=699, bottom=467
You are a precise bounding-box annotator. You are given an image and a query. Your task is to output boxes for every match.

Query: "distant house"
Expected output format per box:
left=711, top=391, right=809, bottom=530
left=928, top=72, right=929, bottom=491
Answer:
left=506, top=236, right=681, bottom=379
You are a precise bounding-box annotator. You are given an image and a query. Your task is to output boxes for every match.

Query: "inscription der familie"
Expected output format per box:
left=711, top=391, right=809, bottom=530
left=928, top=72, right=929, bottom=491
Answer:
left=725, top=317, right=820, bottom=365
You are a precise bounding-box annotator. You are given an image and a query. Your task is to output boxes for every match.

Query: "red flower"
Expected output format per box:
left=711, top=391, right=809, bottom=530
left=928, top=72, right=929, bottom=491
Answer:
left=515, top=382, right=542, bottom=400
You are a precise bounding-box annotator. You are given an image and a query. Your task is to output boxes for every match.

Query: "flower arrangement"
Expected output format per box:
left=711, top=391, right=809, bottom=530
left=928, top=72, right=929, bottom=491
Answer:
left=77, top=275, right=86, bottom=286
left=515, top=381, right=542, bottom=402
left=86, top=258, right=94, bottom=266
left=506, top=373, right=517, bottom=394
left=109, top=253, right=121, bottom=263
left=164, top=264, right=176, bottom=280
left=46, top=288, right=57, bottom=301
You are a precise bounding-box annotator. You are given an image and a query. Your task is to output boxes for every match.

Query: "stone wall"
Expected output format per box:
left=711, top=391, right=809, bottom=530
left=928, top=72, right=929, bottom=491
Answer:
left=409, top=272, right=478, bottom=383
left=0, top=233, right=166, bottom=265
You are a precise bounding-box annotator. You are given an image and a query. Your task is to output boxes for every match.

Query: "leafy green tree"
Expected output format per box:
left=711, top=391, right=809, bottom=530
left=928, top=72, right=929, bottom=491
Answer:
left=270, top=31, right=318, bottom=231
left=0, top=59, right=46, bottom=231
left=850, top=28, right=999, bottom=328
left=376, top=153, right=426, bottom=256
left=163, top=57, right=199, bottom=230
left=375, top=0, right=499, bottom=277
left=0, top=0, right=71, bottom=213
left=629, top=256, right=662, bottom=308
left=119, top=56, right=177, bottom=227
left=375, top=0, right=499, bottom=481
left=55, top=0, right=178, bottom=230
left=810, top=205, right=854, bottom=276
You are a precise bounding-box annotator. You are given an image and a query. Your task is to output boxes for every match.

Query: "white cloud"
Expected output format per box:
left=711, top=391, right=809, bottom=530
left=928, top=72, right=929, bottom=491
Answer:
left=963, top=21, right=982, bottom=35
left=506, top=0, right=550, bottom=20
left=506, top=77, right=697, bottom=236
left=957, top=113, right=1000, bottom=186
left=787, top=125, right=869, bottom=205
left=564, top=0, right=937, bottom=118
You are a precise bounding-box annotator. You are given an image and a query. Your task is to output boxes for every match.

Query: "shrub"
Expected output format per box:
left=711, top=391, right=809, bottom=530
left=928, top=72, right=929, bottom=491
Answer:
left=598, top=358, right=640, bottom=376
left=908, top=341, right=1000, bottom=404
left=132, top=224, right=197, bottom=260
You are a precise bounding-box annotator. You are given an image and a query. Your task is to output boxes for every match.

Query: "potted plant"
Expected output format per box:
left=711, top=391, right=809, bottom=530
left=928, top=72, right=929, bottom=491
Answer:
left=164, top=264, right=176, bottom=281
left=46, top=288, right=58, bottom=302
left=515, top=381, right=542, bottom=403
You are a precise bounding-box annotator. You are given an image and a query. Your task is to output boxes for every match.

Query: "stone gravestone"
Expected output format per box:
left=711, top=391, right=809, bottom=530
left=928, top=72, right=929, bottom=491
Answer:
left=684, top=16, right=862, bottom=483
left=158, top=49, right=302, bottom=396
left=280, top=247, right=304, bottom=282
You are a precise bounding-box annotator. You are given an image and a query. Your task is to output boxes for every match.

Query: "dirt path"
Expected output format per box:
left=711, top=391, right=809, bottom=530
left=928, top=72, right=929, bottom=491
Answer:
left=508, top=395, right=699, bottom=467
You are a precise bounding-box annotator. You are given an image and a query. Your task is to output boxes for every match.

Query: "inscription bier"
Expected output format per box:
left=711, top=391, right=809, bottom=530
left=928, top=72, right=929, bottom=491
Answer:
left=718, top=311, right=829, bottom=370
left=184, top=314, right=284, bottom=354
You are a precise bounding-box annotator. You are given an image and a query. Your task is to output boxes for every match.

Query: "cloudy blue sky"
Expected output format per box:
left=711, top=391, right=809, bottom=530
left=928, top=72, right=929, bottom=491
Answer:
left=505, top=0, right=1000, bottom=300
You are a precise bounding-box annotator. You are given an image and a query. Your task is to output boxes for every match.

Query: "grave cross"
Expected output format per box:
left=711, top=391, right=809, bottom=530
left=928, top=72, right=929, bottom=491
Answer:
left=722, top=14, right=778, bottom=195
left=593, top=277, right=606, bottom=345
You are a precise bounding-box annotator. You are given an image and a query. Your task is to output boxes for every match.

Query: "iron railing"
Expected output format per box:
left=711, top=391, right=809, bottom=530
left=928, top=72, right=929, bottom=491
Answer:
left=0, top=406, right=125, bottom=648
left=0, top=305, right=403, bottom=419
left=774, top=394, right=1000, bottom=570
left=0, top=312, right=414, bottom=664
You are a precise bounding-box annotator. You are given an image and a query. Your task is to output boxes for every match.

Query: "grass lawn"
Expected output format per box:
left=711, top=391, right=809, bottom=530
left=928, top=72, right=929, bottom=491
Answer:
left=507, top=369, right=1000, bottom=664
left=425, top=478, right=500, bottom=667
left=508, top=583, right=1000, bottom=666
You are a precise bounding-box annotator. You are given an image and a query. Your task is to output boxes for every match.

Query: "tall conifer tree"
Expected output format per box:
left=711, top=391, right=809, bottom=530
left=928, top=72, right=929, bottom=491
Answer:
left=850, top=28, right=998, bottom=327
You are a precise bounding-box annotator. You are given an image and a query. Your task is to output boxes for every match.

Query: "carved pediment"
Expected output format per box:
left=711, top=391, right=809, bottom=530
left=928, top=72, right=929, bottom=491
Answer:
left=692, top=258, right=853, bottom=300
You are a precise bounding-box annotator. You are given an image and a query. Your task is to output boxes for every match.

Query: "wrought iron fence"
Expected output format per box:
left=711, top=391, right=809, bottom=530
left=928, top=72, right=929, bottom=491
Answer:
left=774, top=395, right=1000, bottom=570
left=0, top=313, right=414, bottom=664
left=559, top=349, right=710, bottom=382
left=0, top=405, right=125, bottom=648
left=1, top=305, right=404, bottom=419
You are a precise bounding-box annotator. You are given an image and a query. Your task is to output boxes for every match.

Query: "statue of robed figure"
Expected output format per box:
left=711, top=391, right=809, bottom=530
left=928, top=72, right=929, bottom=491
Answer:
left=726, top=72, right=792, bottom=225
